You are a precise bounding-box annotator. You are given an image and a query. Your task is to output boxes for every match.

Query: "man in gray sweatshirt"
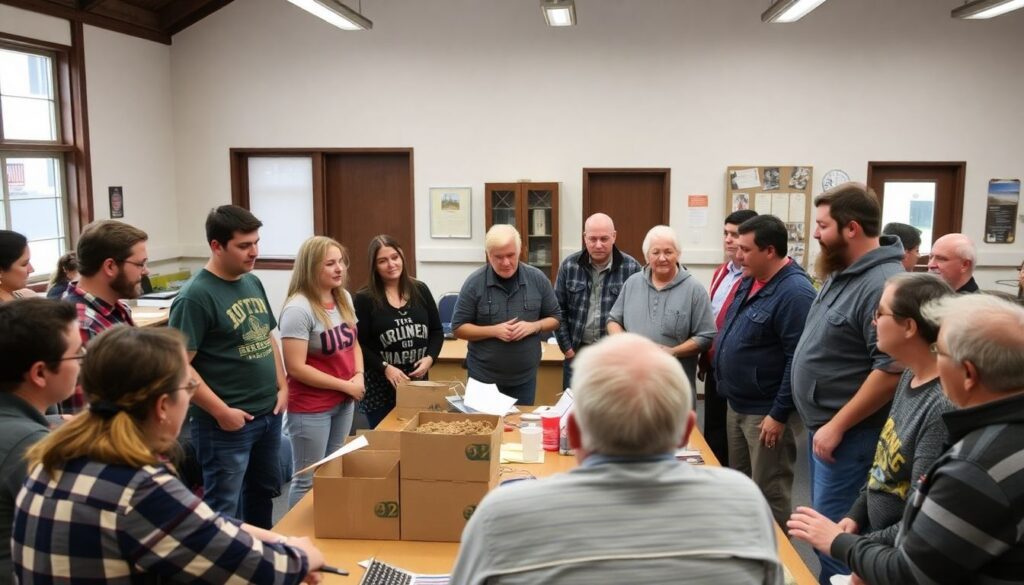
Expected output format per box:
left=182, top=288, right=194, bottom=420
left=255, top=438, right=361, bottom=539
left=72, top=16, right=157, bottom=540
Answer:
left=791, top=183, right=904, bottom=584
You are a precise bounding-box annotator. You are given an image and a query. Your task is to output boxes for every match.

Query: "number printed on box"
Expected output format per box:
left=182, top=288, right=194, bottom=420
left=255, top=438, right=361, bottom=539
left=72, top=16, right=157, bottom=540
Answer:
left=463, top=505, right=477, bottom=520
left=464, top=444, right=491, bottom=461
left=374, top=501, right=400, bottom=518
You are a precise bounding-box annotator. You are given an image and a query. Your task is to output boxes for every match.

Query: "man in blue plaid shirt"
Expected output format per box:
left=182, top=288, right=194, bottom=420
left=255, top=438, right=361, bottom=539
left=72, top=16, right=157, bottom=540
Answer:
left=554, top=213, right=642, bottom=390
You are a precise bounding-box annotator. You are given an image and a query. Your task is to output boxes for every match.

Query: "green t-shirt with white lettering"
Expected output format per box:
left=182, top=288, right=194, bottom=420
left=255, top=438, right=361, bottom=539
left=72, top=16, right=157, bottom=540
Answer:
left=169, top=269, right=279, bottom=422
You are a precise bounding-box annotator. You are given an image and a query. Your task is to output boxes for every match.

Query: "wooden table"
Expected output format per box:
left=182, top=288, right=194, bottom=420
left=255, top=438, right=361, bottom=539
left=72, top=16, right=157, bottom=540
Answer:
left=133, top=307, right=169, bottom=328
left=274, top=410, right=817, bottom=584
left=432, top=338, right=566, bottom=406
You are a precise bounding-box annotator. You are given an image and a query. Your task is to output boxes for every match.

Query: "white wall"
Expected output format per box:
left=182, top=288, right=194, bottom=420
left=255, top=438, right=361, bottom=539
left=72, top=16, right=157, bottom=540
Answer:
left=0, top=4, right=70, bottom=45
left=167, top=0, right=1024, bottom=302
left=84, top=25, right=179, bottom=260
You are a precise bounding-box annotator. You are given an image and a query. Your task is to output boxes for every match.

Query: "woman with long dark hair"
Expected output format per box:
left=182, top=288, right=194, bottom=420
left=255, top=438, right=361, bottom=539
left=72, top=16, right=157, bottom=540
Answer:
left=353, top=235, right=443, bottom=427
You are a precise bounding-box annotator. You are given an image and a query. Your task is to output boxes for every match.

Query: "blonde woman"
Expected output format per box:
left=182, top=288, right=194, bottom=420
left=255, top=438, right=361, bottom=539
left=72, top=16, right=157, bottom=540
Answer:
left=12, top=326, right=325, bottom=584
left=280, top=236, right=364, bottom=508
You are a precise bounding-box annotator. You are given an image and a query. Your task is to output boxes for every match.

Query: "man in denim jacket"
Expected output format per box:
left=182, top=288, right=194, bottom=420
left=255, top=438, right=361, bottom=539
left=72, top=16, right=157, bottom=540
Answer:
left=714, top=215, right=815, bottom=527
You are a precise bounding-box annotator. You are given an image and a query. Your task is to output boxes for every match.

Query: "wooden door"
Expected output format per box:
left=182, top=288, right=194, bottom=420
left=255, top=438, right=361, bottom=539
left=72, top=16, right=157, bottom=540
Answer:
left=325, top=151, right=415, bottom=291
left=582, top=168, right=670, bottom=264
left=867, top=162, right=965, bottom=267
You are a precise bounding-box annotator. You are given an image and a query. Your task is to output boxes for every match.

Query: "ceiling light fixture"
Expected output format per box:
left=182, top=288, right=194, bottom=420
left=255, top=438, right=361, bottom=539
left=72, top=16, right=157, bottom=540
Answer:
left=761, top=0, right=829, bottom=23
left=951, top=0, right=1024, bottom=19
left=541, top=0, right=577, bottom=27
left=286, top=0, right=373, bottom=31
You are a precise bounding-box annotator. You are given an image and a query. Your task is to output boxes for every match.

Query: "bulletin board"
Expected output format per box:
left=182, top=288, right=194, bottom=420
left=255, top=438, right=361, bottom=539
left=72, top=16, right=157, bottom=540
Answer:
left=726, top=165, right=814, bottom=268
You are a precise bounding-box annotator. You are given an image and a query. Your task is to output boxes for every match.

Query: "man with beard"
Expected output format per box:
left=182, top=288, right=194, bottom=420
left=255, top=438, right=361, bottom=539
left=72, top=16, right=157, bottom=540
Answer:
left=791, top=183, right=904, bottom=584
left=62, top=219, right=149, bottom=413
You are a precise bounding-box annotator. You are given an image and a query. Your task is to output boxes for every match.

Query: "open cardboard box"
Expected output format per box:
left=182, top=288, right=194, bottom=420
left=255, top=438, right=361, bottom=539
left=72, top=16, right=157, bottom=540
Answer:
left=313, top=450, right=401, bottom=540
left=393, top=380, right=460, bottom=420
left=400, top=476, right=498, bottom=542
left=346, top=429, right=401, bottom=451
left=399, top=411, right=502, bottom=483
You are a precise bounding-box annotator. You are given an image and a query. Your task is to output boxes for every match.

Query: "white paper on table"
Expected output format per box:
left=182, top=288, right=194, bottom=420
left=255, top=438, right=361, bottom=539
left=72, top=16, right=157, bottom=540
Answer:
left=465, top=377, right=518, bottom=415
left=292, top=435, right=368, bottom=477
left=772, top=193, right=791, bottom=221
left=732, top=168, right=761, bottom=189
left=755, top=192, right=773, bottom=214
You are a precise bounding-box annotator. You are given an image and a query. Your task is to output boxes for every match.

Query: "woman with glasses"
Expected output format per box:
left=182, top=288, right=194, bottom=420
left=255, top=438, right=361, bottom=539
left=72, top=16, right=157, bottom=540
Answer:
left=0, top=230, right=35, bottom=303
left=789, top=273, right=955, bottom=572
left=280, top=236, right=364, bottom=509
left=12, top=325, right=325, bottom=584
left=607, top=225, right=716, bottom=396
left=353, top=235, right=443, bottom=428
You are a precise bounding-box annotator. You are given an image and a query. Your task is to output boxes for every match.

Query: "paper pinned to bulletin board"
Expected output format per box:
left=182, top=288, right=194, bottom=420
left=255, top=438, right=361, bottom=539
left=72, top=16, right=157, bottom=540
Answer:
left=727, top=166, right=813, bottom=268
left=984, top=179, right=1020, bottom=244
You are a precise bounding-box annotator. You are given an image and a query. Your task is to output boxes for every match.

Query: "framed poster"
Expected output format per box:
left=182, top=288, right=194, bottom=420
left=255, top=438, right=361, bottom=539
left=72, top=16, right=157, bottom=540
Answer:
left=109, top=186, right=124, bottom=218
left=430, top=187, right=472, bottom=238
left=984, top=179, right=1020, bottom=244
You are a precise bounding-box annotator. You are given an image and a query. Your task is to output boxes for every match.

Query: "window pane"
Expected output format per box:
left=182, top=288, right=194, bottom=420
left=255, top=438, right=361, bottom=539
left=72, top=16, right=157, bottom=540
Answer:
left=11, top=197, right=63, bottom=240
left=247, top=157, right=314, bottom=257
left=0, top=49, right=54, bottom=99
left=28, top=238, right=63, bottom=279
left=1, top=95, right=57, bottom=141
left=881, top=181, right=936, bottom=254
left=6, top=157, right=59, bottom=199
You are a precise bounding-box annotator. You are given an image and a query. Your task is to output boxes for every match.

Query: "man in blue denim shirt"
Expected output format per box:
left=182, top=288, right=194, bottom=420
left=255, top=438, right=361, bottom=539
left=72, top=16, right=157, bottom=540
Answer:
left=554, top=213, right=641, bottom=391
left=452, top=225, right=561, bottom=405
left=714, top=215, right=815, bottom=527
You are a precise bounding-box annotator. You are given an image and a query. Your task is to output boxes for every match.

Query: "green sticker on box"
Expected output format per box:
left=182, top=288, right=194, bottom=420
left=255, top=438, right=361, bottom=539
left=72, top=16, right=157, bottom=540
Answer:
left=464, top=443, right=491, bottom=461
left=463, top=505, right=477, bottom=520
left=374, top=501, right=399, bottom=518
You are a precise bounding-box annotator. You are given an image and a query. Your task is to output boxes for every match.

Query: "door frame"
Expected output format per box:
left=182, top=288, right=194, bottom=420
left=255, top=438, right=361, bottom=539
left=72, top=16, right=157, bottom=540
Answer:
left=866, top=161, right=966, bottom=238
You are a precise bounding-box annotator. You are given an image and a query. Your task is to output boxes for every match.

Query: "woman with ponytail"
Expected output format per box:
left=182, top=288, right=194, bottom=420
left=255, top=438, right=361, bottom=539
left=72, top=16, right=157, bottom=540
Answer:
left=12, top=325, right=325, bottom=584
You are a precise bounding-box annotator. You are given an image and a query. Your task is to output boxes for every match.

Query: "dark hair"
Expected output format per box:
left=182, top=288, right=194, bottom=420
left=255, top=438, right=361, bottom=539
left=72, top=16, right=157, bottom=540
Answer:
left=814, top=182, right=882, bottom=237
left=725, top=209, right=758, bottom=226
left=205, top=205, right=263, bottom=248
left=76, top=220, right=148, bottom=277
left=0, top=230, right=28, bottom=271
left=887, top=272, right=954, bottom=344
left=882, top=222, right=922, bottom=252
left=49, top=252, right=79, bottom=289
left=0, top=298, right=78, bottom=393
left=738, top=215, right=788, bottom=257
left=363, top=234, right=420, bottom=308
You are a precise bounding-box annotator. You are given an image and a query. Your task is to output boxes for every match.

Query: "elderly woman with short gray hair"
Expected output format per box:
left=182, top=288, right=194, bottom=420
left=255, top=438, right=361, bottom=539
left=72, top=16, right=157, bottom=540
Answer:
left=607, top=225, right=716, bottom=395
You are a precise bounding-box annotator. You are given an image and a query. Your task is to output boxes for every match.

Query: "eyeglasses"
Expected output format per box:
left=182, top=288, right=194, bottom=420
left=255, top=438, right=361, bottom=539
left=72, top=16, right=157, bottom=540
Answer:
left=59, top=345, right=87, bottom=361
left=178, top=378, right=199, bottom=397
left=929, top=343, right=954, bottom=359
left=122, top=259, right=148, bottom=269
left=873, top=309, right=896, bottom=321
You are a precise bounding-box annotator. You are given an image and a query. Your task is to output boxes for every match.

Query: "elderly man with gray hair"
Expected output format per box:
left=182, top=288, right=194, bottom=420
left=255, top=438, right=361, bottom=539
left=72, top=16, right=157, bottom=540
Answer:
left=928, top=232, right=979, bottom=293
left=452, top=224, right=561, bottom=405
left=789, top=293, right=1024, bottom=584
left=607, top=225, right=717, bottom=393
left=451, top=333, right=783, bottom=585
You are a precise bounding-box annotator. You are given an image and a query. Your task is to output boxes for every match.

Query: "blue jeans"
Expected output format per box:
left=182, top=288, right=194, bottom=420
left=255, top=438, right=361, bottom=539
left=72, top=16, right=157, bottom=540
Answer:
left=190, top=412, right=283, bottom=529
left=808, top=426, right=880, bottom=584
left=498, top=377, right=537, bottom=407
left=285, top=401, right=355, bottom=508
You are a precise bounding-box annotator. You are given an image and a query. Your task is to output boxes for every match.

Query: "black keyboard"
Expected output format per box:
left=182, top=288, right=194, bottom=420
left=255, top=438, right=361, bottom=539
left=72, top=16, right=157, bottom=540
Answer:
left=359, top=559, right=414, bottom=585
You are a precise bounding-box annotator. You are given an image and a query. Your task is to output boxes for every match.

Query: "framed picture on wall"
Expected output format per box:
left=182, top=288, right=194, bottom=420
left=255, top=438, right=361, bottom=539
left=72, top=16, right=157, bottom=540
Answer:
left=429, top=187, right=472, bottom=238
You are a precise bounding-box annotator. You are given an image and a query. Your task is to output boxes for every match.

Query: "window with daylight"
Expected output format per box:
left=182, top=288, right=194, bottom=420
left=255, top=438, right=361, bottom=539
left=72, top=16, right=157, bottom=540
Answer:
left=0, top=38, right=83, bottom=280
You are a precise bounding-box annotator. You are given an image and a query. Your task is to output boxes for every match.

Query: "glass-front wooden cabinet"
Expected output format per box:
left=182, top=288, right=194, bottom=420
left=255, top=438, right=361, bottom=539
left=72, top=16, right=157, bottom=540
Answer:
left=485, top=182, right=559, bottom=282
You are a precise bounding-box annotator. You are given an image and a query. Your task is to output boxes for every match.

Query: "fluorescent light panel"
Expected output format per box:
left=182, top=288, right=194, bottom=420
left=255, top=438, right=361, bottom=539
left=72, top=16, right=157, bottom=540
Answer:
left=286, top=0, right=373, bottom=31
left=762, top=0, right=829, bottom=23
left=541, top=0, right=576, bottom=27
left=952, top=0, right=1024, bottom=19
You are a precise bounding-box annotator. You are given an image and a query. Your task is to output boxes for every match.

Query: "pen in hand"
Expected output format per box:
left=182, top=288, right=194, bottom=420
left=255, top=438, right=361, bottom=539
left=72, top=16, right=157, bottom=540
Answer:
left=320, top=565, right=349, bottom=576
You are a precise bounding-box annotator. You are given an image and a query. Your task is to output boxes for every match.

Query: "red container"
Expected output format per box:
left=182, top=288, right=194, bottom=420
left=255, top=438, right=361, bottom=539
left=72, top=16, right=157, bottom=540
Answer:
left=541, top=412, right=560, bottom=452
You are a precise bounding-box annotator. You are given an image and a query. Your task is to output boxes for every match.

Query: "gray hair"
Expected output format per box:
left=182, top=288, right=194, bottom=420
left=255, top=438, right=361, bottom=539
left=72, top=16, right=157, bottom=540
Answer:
left=922, top=293, right=1024, bottom=393
left=484, top=224, right=522, bottom=254
left=641, top=225, right=680, bottom=258
left=570, top=333, right=691, bottom=456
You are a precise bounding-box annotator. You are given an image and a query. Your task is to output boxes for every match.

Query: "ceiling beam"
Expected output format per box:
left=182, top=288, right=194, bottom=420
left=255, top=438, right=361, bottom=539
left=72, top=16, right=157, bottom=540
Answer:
left=160, top=0, right=235, bottom=36
left=77, top=0, right=104, bottom=11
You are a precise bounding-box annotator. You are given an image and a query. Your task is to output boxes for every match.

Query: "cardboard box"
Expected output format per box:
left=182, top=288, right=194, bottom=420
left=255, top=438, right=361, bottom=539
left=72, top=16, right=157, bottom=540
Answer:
left=313, top=450, right=401, bottom=540
left=347, top=430, right=401, bottom=451
left=400, top=412, right=502, bottom=483
left=400, top=477, right=496, bottom=542
left=394, top=380, right=459, bottom=419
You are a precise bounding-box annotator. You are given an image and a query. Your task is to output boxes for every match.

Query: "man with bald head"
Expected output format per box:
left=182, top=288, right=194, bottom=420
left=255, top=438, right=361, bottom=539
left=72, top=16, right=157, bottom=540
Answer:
left=554, top=213, right=641, bottom=390
left=789, top=293, right=1024, bottom=584
left=451, top=333, right=782, bottom=585
left=928, top=233, right=979, bottom=293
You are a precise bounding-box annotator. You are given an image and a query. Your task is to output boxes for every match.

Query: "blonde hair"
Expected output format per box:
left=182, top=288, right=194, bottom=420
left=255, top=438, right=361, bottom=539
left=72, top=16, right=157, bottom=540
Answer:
left=27, top=326, right=187, bottom=473
left=285, top=236, right=355, bottom=329
left=484, top=224, right=521, bottom=254
left=570, top=333, right=691, bottom=456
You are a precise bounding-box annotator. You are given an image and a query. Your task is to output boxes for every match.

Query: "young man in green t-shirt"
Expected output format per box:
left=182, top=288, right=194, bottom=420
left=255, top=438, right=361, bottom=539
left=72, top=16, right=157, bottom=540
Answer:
left=169, top=205, right=288, bottom=528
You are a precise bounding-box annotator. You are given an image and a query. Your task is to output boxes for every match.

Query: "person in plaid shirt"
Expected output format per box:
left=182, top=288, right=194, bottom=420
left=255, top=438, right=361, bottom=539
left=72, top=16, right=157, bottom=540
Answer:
left=553, top=213, right=641, bottom=391
left=12, top=326, right=325, bottom=584
left=61, top=220, right=150, bottom=414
